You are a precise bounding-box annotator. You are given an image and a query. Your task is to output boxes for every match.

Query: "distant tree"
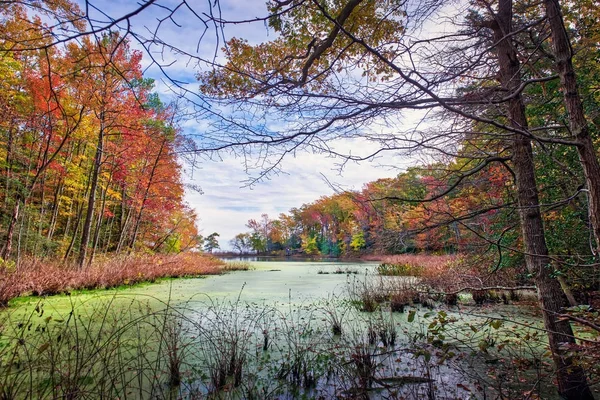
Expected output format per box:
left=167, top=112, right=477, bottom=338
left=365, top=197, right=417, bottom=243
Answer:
left=196, top=235, right=205, bottom=251
left=301, top=235, right=319, bottom=255
left=203, top=232, right=220, bottom=253
left=230, top=233, right=251, bottom=254
left=246, top=214, right=273, bottom=252
left=249, top=232, right=267, bottom=254
left=350, top=231, right=366, bottom=252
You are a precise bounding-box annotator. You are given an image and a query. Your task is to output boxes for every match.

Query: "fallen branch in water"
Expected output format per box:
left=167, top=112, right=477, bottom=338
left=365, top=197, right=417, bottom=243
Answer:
left=422, top=285, right=537, bottom=296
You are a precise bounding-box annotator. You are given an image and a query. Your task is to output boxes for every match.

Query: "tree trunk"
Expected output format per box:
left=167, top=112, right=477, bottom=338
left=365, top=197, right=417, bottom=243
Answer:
left=90, top=172, right=111, bottom=265
left=1, top=197, right=20, bottom=260
left=492, top=1, right=593, bottom=398
left=3, top=123, right=14, bottom=212
left=103, top=210, right=115, bottom=252
left=78, top=122, right=104, bottom=268
left=35, top=175, right=46, bottom=255
left=47, top=179, right=64, bottom=243
left=544, top=0, right=600, bottom=258
left=116, top=205, right=132, bottom=254
left=63, top=200, right=84, bottom=262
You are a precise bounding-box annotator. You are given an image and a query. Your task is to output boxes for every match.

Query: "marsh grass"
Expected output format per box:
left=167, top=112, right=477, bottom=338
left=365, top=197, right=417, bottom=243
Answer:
left=346, top=274, right=388, bottom=312
left=0, top=253, right=225, bottom=306
left=221, top=261, right=253, bottom=272
left=319, top=294, right=351, bottom=336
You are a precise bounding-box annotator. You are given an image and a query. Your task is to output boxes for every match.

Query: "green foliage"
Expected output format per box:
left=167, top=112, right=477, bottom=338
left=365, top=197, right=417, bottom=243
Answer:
left=230, top=233, right=252, bottom=254
left=350, top=231, right=366, bottom=252
left=164, top=234, right=181, bottom=254
left=0, top=257, right=15, bottom=273
left=249, top=232, right=267, bottom=253
left=302, top=236, right=319, bottom=255
left=203, top=232, right=220, bottom=253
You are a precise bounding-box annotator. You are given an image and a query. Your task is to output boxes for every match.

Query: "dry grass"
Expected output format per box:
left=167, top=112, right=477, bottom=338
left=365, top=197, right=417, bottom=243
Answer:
left=221, top=261, right=253, bottom=271
left=367, top=253, right=524, bottom=302
left=364, top=254, right=457, bottom=272
left=0, top=253, right=225, bottom=306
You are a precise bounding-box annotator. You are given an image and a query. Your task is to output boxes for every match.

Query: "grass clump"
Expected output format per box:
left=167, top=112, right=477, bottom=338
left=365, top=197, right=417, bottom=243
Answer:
left=222, top=261, right=253, bottom=271
left=377, top=262, right=424, bottom=277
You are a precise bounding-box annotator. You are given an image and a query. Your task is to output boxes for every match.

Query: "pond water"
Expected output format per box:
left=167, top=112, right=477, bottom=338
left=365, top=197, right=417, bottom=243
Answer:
left=0, top=260, right=554, bottom=399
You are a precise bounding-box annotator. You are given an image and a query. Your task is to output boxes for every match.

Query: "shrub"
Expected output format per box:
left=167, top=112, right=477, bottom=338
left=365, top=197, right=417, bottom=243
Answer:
left=444, top=293, right=458, bottom=306
left=377, top=262, right=424, bottom=277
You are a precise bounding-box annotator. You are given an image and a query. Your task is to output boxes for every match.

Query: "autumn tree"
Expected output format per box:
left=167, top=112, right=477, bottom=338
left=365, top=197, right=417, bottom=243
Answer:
left=0, top=2, right=200, bottom=263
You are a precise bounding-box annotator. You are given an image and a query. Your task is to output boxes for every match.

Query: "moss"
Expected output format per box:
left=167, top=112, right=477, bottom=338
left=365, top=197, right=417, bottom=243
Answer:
left=6, top=275, right=208, bottom=307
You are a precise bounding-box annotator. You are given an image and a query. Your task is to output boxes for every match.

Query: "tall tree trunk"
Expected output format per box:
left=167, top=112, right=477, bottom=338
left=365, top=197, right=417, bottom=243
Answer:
left=103, top=211, right=115, bottom=252
left=116, top=204, right=132, bottom=254
left=90, top=172, right=111, bottom=265
left=78, top=122, right=104, bottom=268
left=3, top=123, right=14, bottom=212
left=1, top=196, right=20, bottom=260
left=491, top=1, right=593, bottom=398
left=47, top=179, right=64, bottom=243
left=35, top=175, right=46, bottom=254
left=63, top=200, right=84, bottom=262
left=544, top=0, right=600, bottom=258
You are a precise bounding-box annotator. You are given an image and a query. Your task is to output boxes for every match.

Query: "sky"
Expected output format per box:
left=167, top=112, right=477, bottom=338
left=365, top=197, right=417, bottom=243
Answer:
left=82, top=0, right=435, bottom=249
left=184, top=142, right=410, bottom=249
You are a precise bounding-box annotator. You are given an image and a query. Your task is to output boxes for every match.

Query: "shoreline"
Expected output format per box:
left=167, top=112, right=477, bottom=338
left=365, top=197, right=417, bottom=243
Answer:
left=0, top=253, right=238, bottom=307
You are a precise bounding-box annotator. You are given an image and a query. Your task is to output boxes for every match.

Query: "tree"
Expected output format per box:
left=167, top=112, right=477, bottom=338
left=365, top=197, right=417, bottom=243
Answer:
left=486, top=1, right=590, bottom=395
left=543, top=0, right=600, bottom=258
left=246, top=214, right=273, bottom=252
left=203, top=232, right=220, bottom=253
left=349, top=231, right=365, bottom=252
left=70, top=32, right=147, bottom=267
left=230, top=233, right=251, bottom=254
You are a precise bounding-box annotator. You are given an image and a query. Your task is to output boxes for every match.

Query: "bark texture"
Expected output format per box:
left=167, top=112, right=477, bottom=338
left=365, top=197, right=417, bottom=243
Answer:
left=492, top=1, right=593, bottom=398
left=544, top=0, right=600, bottom=258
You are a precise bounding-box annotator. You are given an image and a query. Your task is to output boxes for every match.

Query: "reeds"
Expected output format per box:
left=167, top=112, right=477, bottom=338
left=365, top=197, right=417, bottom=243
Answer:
left=0, top=253, right=225, bottom=306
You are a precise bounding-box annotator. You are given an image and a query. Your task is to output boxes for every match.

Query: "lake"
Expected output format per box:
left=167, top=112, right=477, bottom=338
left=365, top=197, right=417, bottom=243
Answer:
left=0, top=260, right=553, bottom=399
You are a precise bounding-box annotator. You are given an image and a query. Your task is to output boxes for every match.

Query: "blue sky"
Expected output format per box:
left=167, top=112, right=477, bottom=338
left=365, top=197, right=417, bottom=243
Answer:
left=81, top=0, right=426, bottom=249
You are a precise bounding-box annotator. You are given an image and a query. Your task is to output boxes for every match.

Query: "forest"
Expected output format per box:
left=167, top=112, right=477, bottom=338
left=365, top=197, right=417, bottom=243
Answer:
left=1, top=0, right=600, bottom=399
left=0, top=3, right=202, bottom=263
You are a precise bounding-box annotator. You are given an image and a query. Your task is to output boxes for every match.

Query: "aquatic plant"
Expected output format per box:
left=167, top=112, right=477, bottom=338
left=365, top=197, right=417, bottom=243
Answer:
left=222, top=261, right=253, bottom=271
left=377, top=262, right=424, bottom=277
